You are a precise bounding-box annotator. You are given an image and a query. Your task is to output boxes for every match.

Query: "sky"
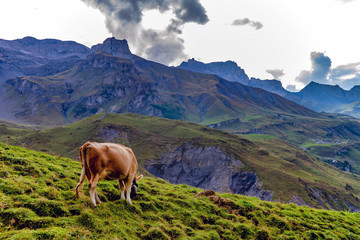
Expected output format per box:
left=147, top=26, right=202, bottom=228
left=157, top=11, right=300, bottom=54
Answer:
left=1, top=0, right=360, bottom=91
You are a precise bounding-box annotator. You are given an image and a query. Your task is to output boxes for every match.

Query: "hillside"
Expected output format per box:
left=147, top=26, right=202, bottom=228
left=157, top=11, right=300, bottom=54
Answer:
left=1, top=142, right=360, bottom=239
left=2, top=113, right=360, bottom=211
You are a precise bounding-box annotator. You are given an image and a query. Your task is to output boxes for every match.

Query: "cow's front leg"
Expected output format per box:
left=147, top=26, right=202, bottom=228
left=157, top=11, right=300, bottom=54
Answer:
left=89, top=174, right=101, bottom=207
left=118, top=179, right=126, bottom=200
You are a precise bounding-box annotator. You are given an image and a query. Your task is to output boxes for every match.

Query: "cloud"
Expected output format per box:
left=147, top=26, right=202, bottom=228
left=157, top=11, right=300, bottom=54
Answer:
left=266, top=69, right=285, bottom=80
left=286, top=84, right=298, bottom=92
left=330, top=62, right=360, bottom=90
left=81, top=0, right=209, bottom=65
left=295, top=52, right=332, bottom=85
left=337, top=0, right=356, bottom=2
left=296, top=51, right=360, bottom=89
left=232, top=18, right=263, bottom=30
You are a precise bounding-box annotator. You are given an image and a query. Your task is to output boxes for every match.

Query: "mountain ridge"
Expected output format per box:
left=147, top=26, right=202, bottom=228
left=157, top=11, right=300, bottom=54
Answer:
left=177, top=59, right=360, bottom=117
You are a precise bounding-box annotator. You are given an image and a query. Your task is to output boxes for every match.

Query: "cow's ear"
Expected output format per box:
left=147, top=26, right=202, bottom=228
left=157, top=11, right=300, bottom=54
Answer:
left=136, top=175, right=143, bottom=181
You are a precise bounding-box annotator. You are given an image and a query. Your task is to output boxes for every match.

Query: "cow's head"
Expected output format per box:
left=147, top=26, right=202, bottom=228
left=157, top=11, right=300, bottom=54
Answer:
left=130, top=175, right=143, bottom=198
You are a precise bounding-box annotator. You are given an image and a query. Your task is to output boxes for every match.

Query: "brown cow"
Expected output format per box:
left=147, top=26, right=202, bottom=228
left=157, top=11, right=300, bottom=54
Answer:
left=75, top=142, right=143, bottom=206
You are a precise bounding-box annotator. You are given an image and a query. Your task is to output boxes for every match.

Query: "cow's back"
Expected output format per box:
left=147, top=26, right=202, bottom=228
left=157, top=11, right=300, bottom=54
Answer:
left=86, top=142, right=137, bottom=180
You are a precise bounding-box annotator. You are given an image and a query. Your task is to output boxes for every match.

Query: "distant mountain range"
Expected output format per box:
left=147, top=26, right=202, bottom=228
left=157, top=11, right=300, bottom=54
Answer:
left=178, top=58, right=360, bottom=117
left=0, top=36, right=317, bottom=126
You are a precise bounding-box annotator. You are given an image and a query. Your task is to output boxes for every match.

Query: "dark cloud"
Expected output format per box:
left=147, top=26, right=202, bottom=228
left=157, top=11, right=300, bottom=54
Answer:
left=81, top=0, right=209, bottom=65
left=175, top=0, right=208, bottom=24
left=266, top=69, right=285, bottom=80
left=296, top=52, right=332, bottom=85
left=232, top=18, right=263, bottom=30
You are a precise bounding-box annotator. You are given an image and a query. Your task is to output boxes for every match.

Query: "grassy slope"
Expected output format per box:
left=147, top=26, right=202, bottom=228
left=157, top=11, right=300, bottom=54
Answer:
left=215, top=113, right=360, bottom=145
left=1, top=113, right=360, bottom=210
left=301, top=141, right=360, bottom=175
left=1, top=142, right=360, bottom=239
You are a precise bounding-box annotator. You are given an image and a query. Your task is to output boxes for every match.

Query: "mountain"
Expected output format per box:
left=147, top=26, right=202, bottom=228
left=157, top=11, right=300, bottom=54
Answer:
left=177, top=59, right=360, bottom=118
left=2, top=142, right=360, bottom=239
left=0, top=36, right=90, bottom=81
left=284, top=82, right=360, bottom=117
left=248, top=77, right=289, bottom=96
left=286, top=82, right=351, bottom=112
left=0, top=37, right=318, bottom=126
left=2, top=113, right=360, bottom=211
left=0, top=37, right=91, bottom=121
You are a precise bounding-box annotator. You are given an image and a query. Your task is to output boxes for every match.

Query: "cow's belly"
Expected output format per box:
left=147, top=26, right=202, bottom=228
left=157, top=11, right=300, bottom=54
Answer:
left=104, top=170, right=126, bottom=180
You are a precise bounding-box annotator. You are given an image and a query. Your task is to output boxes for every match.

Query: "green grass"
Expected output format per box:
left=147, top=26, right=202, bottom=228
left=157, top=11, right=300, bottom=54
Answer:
left=214, top=113, right=360, bottom=146
left=239, top=134, right=276, bottom=142
left=1, top=142, right=360, bottom=239
left=300, top=142, right=334, bottom=148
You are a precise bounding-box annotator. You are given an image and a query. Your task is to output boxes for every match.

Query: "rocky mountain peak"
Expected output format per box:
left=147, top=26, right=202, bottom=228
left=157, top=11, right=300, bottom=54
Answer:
left=17, top=36, right=38, bottom=45
left=302, top=81, right=344, bottom=93
left=90, top=37, right=131, bottom=57
left=178, top=58, right=250, bottom=85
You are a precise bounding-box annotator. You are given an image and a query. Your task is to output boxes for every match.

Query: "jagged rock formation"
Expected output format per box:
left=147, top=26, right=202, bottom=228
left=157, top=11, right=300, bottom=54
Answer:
left=90, top=37, right=132, bottom=58
left=178, top=58, right=250, bottom=85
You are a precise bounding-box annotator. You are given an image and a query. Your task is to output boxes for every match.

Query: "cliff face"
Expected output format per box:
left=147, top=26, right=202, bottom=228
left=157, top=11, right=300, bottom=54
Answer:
left=146, top=142, right=273, bottom=201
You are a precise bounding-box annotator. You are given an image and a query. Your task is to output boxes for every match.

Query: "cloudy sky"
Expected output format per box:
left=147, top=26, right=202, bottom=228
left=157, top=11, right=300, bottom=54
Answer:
left=1, top=0, right=360, bottom=91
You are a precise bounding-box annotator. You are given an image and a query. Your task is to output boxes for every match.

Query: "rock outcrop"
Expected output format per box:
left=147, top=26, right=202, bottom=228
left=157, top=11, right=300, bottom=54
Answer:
left=178, top=58, right=250, bottom=85
left=146, top=142, right=273, bottom=201
left=91, top=37, right=132, bottom=58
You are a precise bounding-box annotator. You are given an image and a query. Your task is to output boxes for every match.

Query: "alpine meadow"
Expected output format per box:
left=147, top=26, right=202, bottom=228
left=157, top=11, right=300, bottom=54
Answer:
left=2, top=0, right=360, bottom=239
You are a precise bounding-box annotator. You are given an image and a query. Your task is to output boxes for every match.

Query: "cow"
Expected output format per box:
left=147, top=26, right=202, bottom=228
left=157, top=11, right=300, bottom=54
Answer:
left=75, top=142, right=143, bottom=206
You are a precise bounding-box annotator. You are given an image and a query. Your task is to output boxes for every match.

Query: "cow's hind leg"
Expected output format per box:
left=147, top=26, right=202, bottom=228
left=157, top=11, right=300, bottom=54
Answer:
left=118, top=179, right=126, bottom=200
left=89, top=174, right=101, bottom=207
left=95, top=190, right=102, bottom=204
left=124, top=175, right=135, bottom=204
left=75, top=167, right=86, bottom=197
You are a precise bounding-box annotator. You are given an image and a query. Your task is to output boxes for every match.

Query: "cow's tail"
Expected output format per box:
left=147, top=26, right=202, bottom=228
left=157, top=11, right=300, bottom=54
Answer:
left=76, top=142, right=91, bottom=196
